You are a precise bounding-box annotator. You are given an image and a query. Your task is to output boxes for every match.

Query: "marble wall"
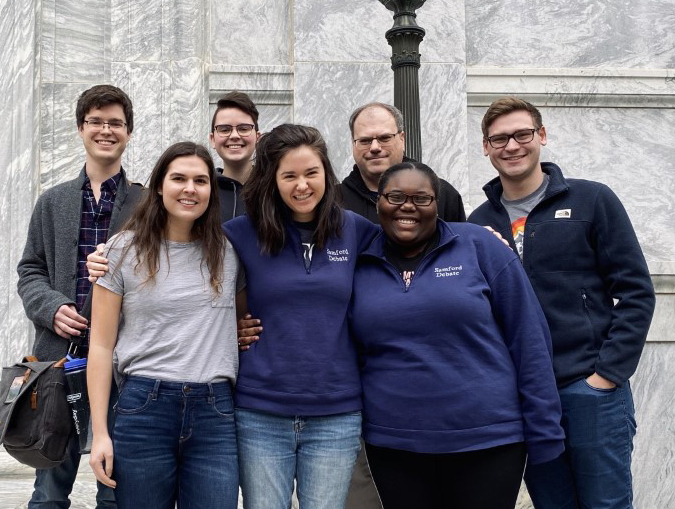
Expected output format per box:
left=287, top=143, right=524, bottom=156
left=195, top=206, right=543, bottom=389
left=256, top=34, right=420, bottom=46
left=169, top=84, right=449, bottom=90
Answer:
left=2, top=0, right=674, bottom=507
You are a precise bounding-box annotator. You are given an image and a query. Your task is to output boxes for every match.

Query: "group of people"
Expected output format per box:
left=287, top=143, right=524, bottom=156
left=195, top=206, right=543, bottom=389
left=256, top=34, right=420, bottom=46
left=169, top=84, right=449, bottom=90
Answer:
left=17, top=84, right=655, bottom=509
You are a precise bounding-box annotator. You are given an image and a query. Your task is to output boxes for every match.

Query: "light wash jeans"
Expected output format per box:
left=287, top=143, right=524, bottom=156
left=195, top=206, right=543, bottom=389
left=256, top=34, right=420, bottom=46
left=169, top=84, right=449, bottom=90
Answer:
left=112, top=377, right=238, bottom=509
left=525, top=378, right=637, bottom=509
left=236, top=408, right=362, bottom=509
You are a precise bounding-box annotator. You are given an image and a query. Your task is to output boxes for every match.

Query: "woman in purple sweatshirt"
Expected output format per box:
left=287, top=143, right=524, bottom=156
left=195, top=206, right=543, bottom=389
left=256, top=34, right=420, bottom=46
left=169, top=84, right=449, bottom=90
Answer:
left=350, top=162, right=565, bottom=509
left=223, top=124, right=378, bottom=509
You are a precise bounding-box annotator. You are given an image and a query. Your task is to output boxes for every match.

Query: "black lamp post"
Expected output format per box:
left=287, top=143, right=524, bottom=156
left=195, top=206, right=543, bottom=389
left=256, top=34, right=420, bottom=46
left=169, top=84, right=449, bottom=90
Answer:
left=379, top=0, right=426, bottom=162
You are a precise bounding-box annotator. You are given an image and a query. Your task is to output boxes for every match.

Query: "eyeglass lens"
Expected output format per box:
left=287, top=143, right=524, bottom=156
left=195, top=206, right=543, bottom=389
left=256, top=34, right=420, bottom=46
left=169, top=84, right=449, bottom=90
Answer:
left=85, top=119, right=126, bottom=130
left=215, top=124, right=254, bottom=136
left=383, top=193, right=434, bottom=206
left=355, top=133, right=397, bottom=147
left=488, top=129, right=536, bottom=148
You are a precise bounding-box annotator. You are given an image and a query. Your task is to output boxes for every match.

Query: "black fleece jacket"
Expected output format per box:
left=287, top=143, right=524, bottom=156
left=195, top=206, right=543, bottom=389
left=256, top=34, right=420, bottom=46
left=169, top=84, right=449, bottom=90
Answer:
left=469, top=163, right=655, bottom=387
left=217, top=169, right=245, bottom=223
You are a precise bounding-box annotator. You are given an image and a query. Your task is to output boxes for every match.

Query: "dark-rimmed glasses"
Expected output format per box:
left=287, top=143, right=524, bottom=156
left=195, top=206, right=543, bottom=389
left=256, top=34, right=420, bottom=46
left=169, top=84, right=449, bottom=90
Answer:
left=379, top=192, right=435, bottom=207
left=83, top=118, right=127, bottom=131
left=485, top=129, right=537, bottom=149
left=214, top=124, right=255, bottom=137
left=353, top=132, right=401, bottom=148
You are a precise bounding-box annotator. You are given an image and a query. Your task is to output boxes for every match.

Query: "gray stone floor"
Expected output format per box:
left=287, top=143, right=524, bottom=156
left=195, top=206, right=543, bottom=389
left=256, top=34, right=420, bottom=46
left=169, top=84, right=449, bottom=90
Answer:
left=1, top=450, right=531, bottom=508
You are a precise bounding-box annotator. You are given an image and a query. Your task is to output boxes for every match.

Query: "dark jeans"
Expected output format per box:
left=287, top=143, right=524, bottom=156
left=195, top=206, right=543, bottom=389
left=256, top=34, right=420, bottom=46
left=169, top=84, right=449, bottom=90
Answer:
left=112, top=377, right=238, bottom=509
left=28, top=384, right=117, bottom=509
left=525, top=379, right=637, bottom=509
left=366, top=441, right=526, bottom=509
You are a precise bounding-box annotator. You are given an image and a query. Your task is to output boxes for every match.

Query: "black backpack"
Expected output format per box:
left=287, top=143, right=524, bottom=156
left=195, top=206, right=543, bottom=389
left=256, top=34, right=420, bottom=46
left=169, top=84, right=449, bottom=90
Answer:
left=0, top=357, right=73, bottom=468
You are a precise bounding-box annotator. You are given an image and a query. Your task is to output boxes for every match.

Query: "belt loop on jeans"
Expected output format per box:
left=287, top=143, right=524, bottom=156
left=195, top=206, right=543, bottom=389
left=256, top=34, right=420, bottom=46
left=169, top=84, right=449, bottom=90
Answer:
left=151, top=379, right=161, bottom=400
left=207, top=382, right=214, bottom=404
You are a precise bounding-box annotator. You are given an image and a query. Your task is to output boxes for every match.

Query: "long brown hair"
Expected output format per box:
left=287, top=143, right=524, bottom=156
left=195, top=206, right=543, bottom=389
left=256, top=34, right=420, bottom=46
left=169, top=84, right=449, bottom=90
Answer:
left=123, top=141, right=225, bottom=294
left=243, top=124, right=342, bottom=254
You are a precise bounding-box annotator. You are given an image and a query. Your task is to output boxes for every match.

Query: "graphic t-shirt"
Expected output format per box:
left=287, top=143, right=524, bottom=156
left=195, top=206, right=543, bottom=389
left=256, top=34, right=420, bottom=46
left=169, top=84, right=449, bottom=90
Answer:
left=294, top=219, right=317, bottom=270
left=383, top=230, right=440, bottom=289
left=500, top=175, right=549, bottom=259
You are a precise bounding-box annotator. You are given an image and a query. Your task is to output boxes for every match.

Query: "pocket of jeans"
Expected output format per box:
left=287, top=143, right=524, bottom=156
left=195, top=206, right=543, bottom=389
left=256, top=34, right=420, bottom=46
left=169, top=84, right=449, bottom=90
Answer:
left=115, top=387, right=153, bottom=414
left=582, top=379, right=617, bottom=393
left=212, top=394, right=235, bottom=419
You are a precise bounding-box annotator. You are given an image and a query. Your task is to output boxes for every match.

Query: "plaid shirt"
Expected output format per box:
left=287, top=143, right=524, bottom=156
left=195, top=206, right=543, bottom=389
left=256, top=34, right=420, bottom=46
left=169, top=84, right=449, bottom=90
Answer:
left=75, top=172, right=121, bottom=345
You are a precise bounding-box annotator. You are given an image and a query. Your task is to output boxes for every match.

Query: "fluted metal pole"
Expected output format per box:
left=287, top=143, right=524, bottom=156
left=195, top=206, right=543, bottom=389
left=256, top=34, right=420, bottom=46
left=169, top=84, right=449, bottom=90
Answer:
left=379, top=0, right=426, bottom=162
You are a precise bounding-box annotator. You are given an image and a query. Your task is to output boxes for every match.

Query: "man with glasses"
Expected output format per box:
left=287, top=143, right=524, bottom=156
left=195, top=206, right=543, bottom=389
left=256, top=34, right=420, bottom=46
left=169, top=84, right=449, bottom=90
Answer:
left=469, top=97, right=655, bottom=509
left=209, top=91, right=261, bottom=221
left=340, top=102, right=465, bottom=224
left=17, top=84, right=143, bottom=508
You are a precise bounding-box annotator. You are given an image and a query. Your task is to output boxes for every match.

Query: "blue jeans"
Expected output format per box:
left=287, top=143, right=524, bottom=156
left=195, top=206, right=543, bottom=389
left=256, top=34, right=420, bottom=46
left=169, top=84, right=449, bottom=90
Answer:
left=112, top=377, right=238, bottom=509
left=525, top=378, right=637, bottom=509
left=236, top=408, right=362, bottom=509
left=29, top=385, right=117, bottom=509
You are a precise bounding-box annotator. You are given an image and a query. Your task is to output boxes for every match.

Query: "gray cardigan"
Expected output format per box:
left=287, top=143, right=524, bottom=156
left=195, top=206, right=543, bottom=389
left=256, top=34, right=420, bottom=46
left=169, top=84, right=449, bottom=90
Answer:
left=17, top=166, right=142, bottom=361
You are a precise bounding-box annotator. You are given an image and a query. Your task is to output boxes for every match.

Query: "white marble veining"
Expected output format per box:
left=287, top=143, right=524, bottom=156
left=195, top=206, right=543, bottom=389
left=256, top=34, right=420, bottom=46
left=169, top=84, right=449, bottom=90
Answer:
left=466, top=106, right=675, bottom=266
left=210, top=0, right=291, bottom=65
left=294, top=0, right=465, bottom=64
left=111, top=0, right=162, bottom=62
left=40, top=83, right=92, bottom=190
left=468, top=68, right=675, bottom=108
left=419, top=64, right=468, bottom=199
left=1, top=0, right=41, bottom=368
left=52, top=0, right=110, bottom=82
left=466, top=0, right=675, bottom=68
left=632, top=343, right=675, bottom=508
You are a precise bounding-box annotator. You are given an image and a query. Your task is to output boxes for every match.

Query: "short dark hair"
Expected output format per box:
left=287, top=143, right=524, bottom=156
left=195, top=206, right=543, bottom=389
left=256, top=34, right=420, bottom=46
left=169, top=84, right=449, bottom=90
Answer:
left=243, top=124, right=342, bottom=254
left=76, top=85, right=134, bottom=134
left=211, top=91, right=260, bottom=132
left=378, top=161, right=441, bottom=199
left=481, top=97, right=543, bottom=138
left=348, top=102, right=404, bottom=136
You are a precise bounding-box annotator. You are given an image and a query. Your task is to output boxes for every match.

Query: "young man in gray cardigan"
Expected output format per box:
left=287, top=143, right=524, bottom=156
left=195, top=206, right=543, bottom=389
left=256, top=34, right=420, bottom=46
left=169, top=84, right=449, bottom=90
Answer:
left=17, top=85, right=142, bottom=509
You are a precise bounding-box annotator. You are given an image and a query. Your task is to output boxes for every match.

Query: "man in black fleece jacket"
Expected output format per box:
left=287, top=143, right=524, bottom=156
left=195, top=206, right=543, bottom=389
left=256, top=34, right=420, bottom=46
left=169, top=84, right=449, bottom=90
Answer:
left=340, top=102, right=465, bottom=225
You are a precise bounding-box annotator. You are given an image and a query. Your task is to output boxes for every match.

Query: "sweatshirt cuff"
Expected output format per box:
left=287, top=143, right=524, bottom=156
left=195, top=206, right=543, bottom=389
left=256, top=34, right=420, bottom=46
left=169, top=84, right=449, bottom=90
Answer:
left=526, top=439, right=566, bottom=466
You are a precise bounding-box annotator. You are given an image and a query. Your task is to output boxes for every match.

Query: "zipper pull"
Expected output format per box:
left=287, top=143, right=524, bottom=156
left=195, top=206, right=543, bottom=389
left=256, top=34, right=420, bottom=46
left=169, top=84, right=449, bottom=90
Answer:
left=31, top=387, right=37, bottom=410
left=582, top=292, right=588, bottom=309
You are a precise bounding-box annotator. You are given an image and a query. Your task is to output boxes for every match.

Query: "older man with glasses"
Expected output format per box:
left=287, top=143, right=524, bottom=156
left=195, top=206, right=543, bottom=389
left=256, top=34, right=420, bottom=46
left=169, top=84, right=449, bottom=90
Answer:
left=340, top=102, right=465, bottom=225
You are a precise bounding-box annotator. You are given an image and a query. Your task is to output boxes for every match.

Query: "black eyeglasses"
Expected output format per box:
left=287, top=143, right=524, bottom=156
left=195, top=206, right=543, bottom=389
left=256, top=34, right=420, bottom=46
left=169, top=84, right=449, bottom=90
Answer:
left=84, top=118, right=127, bottom=131
left=353, top=132, right=400, bottom=148
left=485, top=129, right=537, bottom=149
left=379, top=192, right=435, bottom=207
left=214, top=124, right=255, bottom=137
